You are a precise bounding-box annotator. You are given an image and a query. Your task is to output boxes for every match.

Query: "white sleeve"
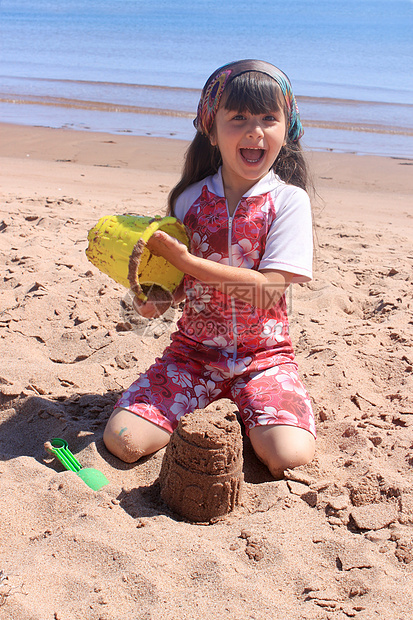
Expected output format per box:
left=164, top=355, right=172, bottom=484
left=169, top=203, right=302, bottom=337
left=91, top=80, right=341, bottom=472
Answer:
left=174, top=179, right=206, bottom=223
left=259, top=186, right=313, bottom=283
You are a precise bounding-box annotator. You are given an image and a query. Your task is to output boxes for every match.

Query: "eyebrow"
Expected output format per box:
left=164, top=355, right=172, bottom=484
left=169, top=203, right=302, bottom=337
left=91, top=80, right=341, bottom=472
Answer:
left=223, top=108, right=283, bottom=116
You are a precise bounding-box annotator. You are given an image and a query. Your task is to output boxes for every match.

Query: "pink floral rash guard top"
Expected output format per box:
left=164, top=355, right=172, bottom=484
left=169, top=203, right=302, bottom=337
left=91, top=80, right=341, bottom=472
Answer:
left=173, top=168, right=312, bottom=373
left=116, top=168, right=316, bottom=438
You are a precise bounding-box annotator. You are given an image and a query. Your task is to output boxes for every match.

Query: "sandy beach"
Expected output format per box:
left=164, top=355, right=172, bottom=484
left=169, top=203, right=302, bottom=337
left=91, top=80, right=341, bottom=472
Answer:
left=0, top=122, right=412, bottom=620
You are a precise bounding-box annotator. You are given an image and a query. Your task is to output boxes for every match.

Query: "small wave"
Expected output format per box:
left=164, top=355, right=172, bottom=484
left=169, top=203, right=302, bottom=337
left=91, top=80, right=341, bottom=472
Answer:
left=2, top=75, right=412, bottom=109
left=1, top=94, right=412, bottom=136
left=298, top=95, right=413, bottom=109
left=303, top=120, right=413, bottom=136
left=0, top=95, right=195, bottom=119
left=0, top=75, right=201, bottom=94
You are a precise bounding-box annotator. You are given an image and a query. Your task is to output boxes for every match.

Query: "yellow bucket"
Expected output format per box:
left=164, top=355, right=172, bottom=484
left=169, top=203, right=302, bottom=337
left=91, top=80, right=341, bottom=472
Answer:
left=85, top=214, right=189, bottom=301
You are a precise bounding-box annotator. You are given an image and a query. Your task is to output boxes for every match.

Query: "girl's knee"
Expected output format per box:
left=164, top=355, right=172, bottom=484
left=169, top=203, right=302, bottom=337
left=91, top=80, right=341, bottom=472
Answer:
left=103, top=407, right=171, bottom=463
left=249, top=425, right=315, bottom=478
left=103, top=429, right=139, bottom=463
left=103, top=414, right=142, bottom=463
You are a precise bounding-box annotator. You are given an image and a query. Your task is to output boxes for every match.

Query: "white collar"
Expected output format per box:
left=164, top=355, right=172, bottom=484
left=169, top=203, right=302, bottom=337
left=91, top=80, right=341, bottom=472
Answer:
left=208, top=167, right=283, bottom=198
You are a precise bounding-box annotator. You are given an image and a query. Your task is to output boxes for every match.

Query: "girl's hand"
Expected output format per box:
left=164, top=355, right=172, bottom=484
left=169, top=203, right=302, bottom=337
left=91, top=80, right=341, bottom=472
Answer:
left=146, top=230, right=189, bottom=268
left=131, top=232, right=188, bottom=319
left=132, top=295, right=162, bottom=319
left=132, top=284, right=173, bottom=318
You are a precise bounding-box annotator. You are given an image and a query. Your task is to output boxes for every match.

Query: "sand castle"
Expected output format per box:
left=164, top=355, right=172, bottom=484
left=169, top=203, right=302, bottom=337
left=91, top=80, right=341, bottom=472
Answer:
left=159, top=409, right=244, bottom=522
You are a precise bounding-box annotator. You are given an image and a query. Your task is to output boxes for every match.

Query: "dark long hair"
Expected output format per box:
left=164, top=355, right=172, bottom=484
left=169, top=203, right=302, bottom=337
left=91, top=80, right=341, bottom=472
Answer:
left=168, top=71, right=311, bottom=215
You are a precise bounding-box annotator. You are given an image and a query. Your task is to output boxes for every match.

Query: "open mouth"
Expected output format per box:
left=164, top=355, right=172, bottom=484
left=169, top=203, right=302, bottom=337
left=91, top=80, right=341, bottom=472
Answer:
left=240, top=148, right=265, bottom=164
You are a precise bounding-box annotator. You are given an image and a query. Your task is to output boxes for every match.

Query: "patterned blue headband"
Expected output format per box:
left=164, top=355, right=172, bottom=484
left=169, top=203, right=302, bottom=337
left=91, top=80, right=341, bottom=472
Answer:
left=194, top=59, right=304, bottom=142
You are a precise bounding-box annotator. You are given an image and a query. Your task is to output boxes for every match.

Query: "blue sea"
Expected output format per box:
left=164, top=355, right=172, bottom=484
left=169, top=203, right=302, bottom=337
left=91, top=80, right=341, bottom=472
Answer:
left=1, top=0, right=412, bottom=157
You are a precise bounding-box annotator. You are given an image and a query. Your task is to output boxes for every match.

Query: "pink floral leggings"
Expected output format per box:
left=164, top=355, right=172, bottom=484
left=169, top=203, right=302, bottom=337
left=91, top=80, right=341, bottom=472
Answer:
left=116, top=348, right=316, bottom=438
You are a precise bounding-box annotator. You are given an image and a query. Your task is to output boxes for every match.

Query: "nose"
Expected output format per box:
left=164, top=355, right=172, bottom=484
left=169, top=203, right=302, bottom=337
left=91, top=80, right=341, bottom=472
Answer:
left=246, top=117, right=264, bottom=139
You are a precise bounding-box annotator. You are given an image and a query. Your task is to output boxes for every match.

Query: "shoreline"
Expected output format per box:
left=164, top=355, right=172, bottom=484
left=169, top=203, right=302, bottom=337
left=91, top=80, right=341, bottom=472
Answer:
left=2, top=94, right=411, bottom=134
left=1, top=121, right=412, bottom=192
left=1, top=95, right=412, bottom=157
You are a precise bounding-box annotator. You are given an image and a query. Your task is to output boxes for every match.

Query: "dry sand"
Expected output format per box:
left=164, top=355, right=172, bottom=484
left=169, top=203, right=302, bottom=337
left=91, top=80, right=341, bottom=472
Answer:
left=0, top=123, right=412, bottom=620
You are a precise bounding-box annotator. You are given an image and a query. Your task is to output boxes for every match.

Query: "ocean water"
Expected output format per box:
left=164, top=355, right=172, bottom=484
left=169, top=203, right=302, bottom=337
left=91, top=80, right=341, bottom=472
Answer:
left=1, top=0, right=412, bottom=157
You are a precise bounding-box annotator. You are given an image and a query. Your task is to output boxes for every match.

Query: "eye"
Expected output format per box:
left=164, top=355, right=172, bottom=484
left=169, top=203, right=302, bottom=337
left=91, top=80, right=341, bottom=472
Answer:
left=263, top=114, right=278, bottom=122
left=232, top=113, right=246, bottom=121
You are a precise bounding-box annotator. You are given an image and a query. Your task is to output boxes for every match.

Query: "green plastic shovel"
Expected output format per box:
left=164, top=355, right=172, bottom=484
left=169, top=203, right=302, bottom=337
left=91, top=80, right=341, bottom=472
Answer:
left=45, top=438, right=109, bottom=491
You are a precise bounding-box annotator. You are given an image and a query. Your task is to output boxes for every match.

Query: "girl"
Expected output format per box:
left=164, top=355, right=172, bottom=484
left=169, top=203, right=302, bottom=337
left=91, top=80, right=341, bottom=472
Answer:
left=103, top=59, right=316, bottom=478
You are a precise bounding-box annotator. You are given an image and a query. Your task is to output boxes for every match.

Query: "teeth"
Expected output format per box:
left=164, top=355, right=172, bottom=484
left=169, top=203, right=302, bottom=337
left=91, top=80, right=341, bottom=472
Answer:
left=241, top=148, right=264, bottom=163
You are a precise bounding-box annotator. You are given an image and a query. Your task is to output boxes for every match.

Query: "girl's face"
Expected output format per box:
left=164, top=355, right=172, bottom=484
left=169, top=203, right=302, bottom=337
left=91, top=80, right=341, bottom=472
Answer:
left=210, top=103, right=286, bottom=194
